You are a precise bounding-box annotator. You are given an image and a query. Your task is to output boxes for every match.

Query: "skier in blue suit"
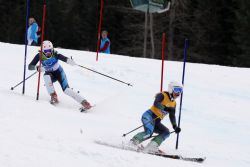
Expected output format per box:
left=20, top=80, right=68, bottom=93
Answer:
left=28, top=40, right=92, bottom=110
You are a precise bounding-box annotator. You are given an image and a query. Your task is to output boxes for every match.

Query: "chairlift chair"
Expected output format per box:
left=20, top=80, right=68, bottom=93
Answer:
left=130, top=0, right=171, bottom=13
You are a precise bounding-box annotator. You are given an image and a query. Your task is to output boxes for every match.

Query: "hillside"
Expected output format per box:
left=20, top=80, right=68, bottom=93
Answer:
left=0, top=42, right=250, bottom=167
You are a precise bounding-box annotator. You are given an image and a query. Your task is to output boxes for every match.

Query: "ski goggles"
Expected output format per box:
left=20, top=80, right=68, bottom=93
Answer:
left=44, top=49, right=52, bottom=54
left=173, top=87, right=183, bottom=94
left=43, top=49, right=53, bottom=58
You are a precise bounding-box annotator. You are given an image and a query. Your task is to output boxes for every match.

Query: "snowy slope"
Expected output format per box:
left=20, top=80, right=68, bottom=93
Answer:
left=0, top=42, right=250, bottom=167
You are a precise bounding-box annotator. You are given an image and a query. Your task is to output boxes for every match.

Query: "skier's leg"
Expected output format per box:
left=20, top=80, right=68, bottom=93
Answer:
left=131, top=110, right=155, bottom=145
left=44, top=74, right=58, bottom=103
left=64, top=87, right=85, bottom=103
left=56, top=66, right=91, bottom=108
left=152, top=122, right=170, bottom=145
left=144, top=122, right=170, bottom=153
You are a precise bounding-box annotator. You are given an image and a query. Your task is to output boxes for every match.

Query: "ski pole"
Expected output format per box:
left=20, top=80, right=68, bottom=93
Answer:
left=77, top=64, right=133, bottom=86
left=11, top=71, right=37, bottom=90
left=122, top=116, right=160, bottom=137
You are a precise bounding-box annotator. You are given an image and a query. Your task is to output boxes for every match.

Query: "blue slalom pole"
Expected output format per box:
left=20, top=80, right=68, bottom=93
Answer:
left=175, top=38, right=188, bottom=149
left=22, top=0, right=30, bottom=94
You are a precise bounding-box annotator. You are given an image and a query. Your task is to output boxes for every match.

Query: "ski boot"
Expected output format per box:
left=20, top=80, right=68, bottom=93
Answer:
left=127, top=138, right=144, bottom=152
left=50, top=92, right=59, bottom=104
left=143, top=141, right=162, bottom=154
left=80, top=100, right=92, bottom=112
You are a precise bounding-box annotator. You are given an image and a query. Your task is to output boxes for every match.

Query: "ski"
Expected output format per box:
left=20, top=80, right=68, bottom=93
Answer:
left=95, top=140, right=205, bottom=163
left=149, top=153, right=205, bottom=163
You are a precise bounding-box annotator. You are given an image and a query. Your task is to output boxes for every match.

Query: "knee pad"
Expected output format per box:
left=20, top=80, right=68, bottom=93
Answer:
left=44, top=75, right=55, bottom=94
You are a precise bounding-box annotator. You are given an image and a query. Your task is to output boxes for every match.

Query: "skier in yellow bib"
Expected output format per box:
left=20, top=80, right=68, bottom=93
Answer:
left=130, top=81, right=183, bottom=153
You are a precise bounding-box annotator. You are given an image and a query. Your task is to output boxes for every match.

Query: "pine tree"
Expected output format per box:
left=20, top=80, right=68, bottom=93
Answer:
left=233, top=0, right=250, bottom=67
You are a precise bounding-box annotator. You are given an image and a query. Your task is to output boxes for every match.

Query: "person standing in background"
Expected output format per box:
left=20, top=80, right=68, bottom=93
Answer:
left=99, top=30, right=110, bottom=54
left=27, top=17, right=39, bottom=46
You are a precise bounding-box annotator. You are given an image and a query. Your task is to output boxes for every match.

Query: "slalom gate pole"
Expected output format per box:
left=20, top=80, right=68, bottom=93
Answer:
left=11, top=71, right=37, bottom=91
left=175, top=38, right=188, bottom=149
left=22, top=0, right=30, bottom=94
left=160, top=33, right=166, bottom=92
left=77, top=64, right=133, bottom=86
left=122, top=116, right=160, bottom=137
left=36, top=0, right=46, bottom=100
left=96, top=0, right=104, bottom=61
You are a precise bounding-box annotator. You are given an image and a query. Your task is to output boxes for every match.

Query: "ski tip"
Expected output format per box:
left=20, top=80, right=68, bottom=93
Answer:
left=197, top=157, right=206, bottom=163
left=181, top=156, right=206, bottom=163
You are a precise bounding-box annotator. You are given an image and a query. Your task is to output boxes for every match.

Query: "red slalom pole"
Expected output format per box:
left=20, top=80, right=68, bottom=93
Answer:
left=96, top=0, right=104, bottom=61
left=160, top=33, right=166, bottom=92
left=36, top=0, right=46, bottom=100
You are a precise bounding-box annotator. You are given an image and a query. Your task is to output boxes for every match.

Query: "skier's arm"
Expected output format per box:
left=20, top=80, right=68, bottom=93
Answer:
left=56, top=53, right=68, bottom=63
left=28, top=53, right=40, bottom=70
left=56, top=53, right=76, bottom=66
left=153, top=93, right=164, bottom=109
left=169, top=109, right=181, bottom=133
left=169, top=108, right=177, bottom=128
left=99, top=41, right=110, bottom=52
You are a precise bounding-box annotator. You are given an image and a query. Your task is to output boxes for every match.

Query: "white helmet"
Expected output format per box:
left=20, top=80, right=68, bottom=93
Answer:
left=42, top=40, right=53, bottom=52
left=168, top=81, right=183, bottom=94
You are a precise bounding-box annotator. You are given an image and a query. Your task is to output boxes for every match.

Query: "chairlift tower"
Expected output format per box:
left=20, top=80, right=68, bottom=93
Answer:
left=129, top=0, right=171, bottom=58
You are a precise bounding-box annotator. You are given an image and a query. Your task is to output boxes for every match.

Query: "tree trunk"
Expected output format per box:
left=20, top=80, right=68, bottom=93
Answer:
left=149, top=13, right=155, bottom=59
left=143, top=12, right=148, bottom=58
left=168, top=0, right=176, bottom=60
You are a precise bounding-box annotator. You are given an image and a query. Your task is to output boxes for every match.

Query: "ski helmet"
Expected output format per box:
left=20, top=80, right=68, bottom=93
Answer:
left=42, top=40, right=53, bottom=57
left=168, top=81, right=183, bottom=94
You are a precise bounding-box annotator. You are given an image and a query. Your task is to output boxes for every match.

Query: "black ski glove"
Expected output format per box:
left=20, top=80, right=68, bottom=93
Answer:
left=173, top=125, right=181, bottom=133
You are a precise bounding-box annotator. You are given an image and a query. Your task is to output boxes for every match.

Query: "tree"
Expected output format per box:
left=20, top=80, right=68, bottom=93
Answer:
left=233, top=0, right=250, bottom=67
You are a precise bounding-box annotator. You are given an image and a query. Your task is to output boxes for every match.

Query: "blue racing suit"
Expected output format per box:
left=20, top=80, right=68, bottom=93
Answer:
left=28, top=51, right=70, bottom=91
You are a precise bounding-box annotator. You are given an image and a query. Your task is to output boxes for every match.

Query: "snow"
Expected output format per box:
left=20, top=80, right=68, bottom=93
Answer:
left=0, top=42, right=250, bottom=167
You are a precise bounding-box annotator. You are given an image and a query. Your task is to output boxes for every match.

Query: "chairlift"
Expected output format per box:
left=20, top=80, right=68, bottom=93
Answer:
left=130, top=0, right=171, bottom=13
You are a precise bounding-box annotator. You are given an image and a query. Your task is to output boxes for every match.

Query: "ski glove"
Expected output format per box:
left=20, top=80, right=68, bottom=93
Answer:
left=36, top=65, right=45, bottom=72
left=173, top=125, right=181, bottom=133
left=67, top=57, right=76, bottom=66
